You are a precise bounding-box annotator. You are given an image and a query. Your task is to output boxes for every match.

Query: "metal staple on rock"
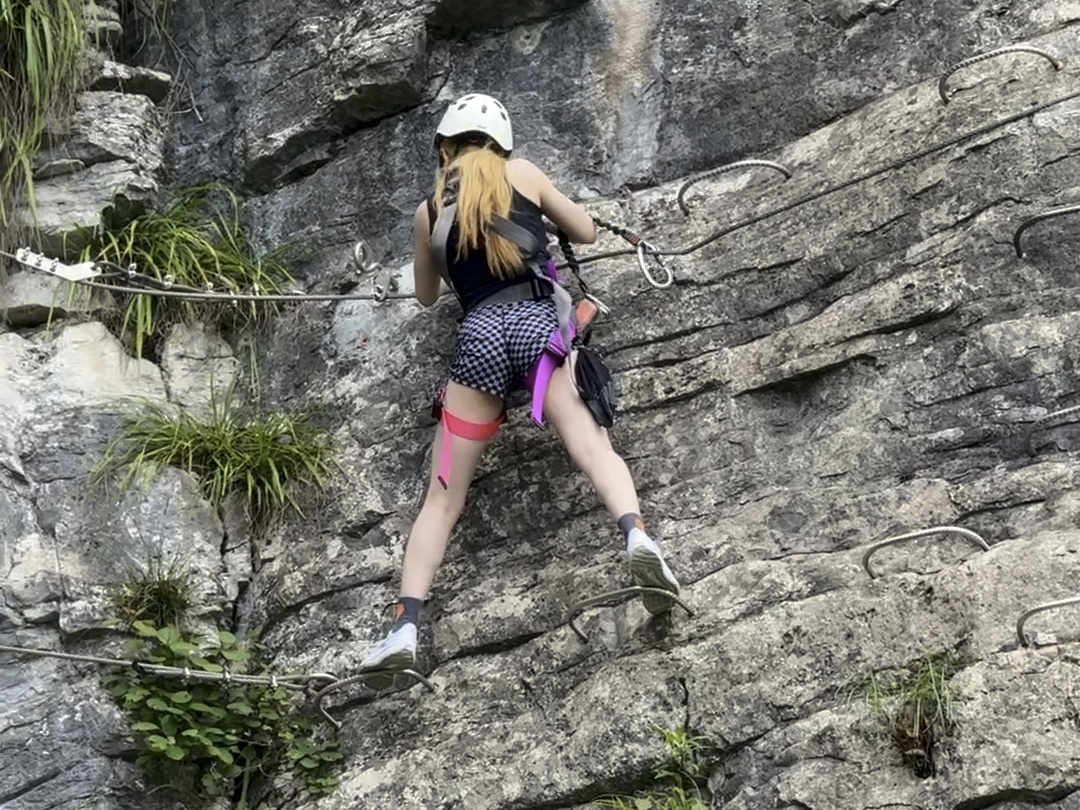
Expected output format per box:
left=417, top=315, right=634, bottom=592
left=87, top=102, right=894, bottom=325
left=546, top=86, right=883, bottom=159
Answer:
left=676, top=159, right=792, bottom=215
left=861, top=526, right=991, bottom=578
left=1016, top=595, right=1080, bottom=648
left=1013, top=204, right=1080, bottom=258
left=567, top=586, right=694, bottom=643
left=1023, top=402, right=1080, bottom=455
left=938, top=44, right=1064, bottom=104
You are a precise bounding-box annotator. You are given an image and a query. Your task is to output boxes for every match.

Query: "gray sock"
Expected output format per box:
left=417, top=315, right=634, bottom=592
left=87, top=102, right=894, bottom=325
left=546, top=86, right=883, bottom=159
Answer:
left=617, top=512, right=644, bottom=541
left=392, top=597, right=422, bottom=630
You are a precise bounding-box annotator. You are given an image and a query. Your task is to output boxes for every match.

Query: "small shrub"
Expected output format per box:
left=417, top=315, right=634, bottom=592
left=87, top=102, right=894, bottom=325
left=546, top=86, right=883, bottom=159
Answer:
left=102, top=621, right=341, bottom=806
left=110, top=556, right=194, bottom=629
left=95, top=392, right=336, bottom=532
left=860, top=651, right=964, bottom=777
left=72, top=183, right=295, bottom=358
left=594, top=725, right=711, bottom=810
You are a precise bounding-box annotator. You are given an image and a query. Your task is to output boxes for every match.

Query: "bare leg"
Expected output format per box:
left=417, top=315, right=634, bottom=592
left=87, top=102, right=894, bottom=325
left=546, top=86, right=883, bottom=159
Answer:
left=543, top=359, right=640, bottom=519
left=544, top=354, right=679, bottom=613
left=399, top=381, right=504, bottom=599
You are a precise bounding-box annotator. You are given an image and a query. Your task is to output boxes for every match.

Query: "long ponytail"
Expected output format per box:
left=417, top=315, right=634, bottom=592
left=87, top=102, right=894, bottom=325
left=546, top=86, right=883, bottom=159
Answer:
left=434, top=141, right=525, bottom=279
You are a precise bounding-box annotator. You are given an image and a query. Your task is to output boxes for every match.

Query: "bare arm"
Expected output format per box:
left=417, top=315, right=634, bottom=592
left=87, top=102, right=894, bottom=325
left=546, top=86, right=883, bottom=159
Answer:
left=413, top=201, right=442, bottom=307
left=510, top=159, right=597, bottom=244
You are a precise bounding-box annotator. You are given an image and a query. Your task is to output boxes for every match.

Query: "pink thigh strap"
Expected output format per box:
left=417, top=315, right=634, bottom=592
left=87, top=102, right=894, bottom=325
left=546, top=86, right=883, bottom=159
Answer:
left=437, top=409, right=504, bottom=489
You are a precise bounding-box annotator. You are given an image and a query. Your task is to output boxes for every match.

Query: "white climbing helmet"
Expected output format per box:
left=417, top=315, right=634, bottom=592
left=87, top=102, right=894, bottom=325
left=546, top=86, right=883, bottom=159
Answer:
left=435, top=93, right=513, bottom=153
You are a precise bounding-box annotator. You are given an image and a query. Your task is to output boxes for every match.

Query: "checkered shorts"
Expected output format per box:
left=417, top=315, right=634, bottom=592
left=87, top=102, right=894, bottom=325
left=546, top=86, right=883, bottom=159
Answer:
left=433, top=296, right=559, bottom=404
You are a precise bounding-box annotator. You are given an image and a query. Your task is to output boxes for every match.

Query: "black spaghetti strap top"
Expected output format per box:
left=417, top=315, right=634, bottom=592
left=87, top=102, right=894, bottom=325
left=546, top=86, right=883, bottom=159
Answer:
left=427, top=188, right=550, bottom=312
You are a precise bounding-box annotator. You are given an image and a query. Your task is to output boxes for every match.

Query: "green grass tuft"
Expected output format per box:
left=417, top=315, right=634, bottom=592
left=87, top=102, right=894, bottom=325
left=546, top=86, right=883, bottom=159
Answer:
left=72, top=183, right=296, bottom=358
left=594, top=725, right=711, bottom=810
left=0, top=0, right=86, bottom=242
left=110, top=556, right=195, bottom=629
left=860, top=650, right=964, bottom=777
left=95, top=391, right=337, bottom=532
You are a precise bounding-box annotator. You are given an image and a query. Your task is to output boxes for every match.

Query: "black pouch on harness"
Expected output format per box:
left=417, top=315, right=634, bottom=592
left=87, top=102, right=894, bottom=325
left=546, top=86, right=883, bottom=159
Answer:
left=573, top=342, right=618, bottom=428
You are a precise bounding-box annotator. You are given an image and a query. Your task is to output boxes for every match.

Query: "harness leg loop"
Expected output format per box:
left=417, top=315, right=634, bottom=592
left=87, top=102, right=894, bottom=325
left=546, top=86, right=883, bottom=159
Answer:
left=437, top=408, right=504, bottom=489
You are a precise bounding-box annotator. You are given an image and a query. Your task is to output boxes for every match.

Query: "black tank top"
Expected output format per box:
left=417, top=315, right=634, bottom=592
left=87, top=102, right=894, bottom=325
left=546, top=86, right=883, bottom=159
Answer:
left=427, top=188, right=550, bottom=312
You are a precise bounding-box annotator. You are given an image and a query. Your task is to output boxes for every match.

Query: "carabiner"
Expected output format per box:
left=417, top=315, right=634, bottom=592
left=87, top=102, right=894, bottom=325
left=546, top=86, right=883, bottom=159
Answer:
left=352, top=240, right=374, bottom=274
left=636, top=241, right=673, bottom=289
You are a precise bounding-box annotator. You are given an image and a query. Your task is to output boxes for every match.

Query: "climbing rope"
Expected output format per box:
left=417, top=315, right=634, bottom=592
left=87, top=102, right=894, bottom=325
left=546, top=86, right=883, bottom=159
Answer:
left=8, top=75, right=1078, bottom=308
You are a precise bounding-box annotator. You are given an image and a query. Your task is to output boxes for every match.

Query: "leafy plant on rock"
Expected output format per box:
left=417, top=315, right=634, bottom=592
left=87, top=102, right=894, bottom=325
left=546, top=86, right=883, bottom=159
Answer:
left=72, top=183, right=296, bottom=358
left=102, top=621, right=342, bottom=806
left=0, top=0, right=86, bottom=239
left=594, top=725, right=711, bottom=810
left=94, top=389, right=337, bottom=533
left=860, top=650, right=964, bottom=777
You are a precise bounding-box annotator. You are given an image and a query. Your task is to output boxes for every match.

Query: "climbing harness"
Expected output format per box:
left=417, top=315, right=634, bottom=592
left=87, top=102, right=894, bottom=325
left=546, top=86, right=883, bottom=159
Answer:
left=435, top=405, right=505, bottom=488
left=938, top=44, right=1063, bottom=105
left=0, top=641, right=433, bottom=729
left=566, top=587, right=694, bottom=643
left=861, top=526, right=991, bottom=579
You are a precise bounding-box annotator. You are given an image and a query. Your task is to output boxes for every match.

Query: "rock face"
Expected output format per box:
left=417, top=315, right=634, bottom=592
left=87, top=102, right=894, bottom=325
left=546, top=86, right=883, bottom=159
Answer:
left=2, top=1, right=1080, bottom=810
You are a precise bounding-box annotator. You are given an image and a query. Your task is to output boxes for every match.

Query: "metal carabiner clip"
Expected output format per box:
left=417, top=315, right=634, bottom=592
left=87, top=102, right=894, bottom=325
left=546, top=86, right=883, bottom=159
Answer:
left=636, top=241, right=673, bottom=289
left=353, top=240, right=374, bottom=274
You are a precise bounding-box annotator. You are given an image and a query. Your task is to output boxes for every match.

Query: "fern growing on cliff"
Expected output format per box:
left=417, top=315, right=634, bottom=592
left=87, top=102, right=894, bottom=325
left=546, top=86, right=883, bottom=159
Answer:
left=0, top=0, right=86, bottom=239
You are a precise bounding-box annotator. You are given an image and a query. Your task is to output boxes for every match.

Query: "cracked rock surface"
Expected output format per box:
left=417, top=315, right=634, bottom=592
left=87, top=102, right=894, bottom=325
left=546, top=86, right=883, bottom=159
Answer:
left=2, top=2, right=1079, bottom=810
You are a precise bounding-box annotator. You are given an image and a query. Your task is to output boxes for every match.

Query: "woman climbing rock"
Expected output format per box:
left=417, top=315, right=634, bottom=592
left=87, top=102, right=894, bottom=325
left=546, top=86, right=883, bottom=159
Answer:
left=359, top=93, right=680, bottom=675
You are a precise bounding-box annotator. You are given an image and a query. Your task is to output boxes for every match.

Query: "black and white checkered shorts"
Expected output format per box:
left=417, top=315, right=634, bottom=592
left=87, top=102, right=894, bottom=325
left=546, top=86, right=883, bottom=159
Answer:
left=434, top=296, right=559, bottom=403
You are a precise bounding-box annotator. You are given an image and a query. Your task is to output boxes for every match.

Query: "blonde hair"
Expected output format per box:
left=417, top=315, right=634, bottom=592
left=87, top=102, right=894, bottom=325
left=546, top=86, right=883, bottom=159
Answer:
left=434, top=140, right=525, bottom=279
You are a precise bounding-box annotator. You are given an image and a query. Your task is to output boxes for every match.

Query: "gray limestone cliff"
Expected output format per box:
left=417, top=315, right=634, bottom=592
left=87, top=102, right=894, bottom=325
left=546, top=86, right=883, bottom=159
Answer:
left=2, top=1, right=1080, bottom=810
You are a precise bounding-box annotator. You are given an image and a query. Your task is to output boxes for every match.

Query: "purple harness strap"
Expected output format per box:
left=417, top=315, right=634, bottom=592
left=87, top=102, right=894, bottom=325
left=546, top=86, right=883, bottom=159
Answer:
left=524, top=321, right=576, bottom=427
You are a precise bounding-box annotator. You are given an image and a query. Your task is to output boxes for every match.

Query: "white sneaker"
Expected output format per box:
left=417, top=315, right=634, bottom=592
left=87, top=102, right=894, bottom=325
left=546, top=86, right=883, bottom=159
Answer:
left=359, top=622, right=417, bottom=678
left=627, top=528, right=681, bottom=616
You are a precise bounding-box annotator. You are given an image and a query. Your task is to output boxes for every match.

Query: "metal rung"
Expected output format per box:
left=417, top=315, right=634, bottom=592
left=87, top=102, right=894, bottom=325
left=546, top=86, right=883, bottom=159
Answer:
left=939, top=44, right=1063, bottom=104
left=312, top=668, right=436, bottom=728
left=1013, top=204, right=1080, bottom=258
left=676, top=159, right=792, bottom=216
left=567, top=586, right=694, bottom=643
left=1016, top=596, right=1080, bottom=648
left=1023, top=403, right=1080, bottom=455
left=862, top=526, right=991, bottom=578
